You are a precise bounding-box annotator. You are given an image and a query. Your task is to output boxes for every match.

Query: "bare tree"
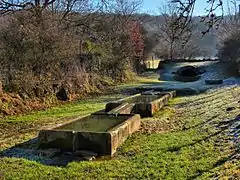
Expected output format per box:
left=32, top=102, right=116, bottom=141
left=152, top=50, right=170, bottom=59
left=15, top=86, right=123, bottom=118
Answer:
left=156, top=1, right=194, bottom=60
left=217, top=0, right=240, bottom=43
left=171, top=0, right=224, bottom=34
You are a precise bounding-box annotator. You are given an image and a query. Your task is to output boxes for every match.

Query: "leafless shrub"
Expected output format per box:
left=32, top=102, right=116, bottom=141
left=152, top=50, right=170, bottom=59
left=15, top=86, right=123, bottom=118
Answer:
left=152, top=1, right=207, bottom=60
left=0, top=0, right=144, bottom=97
left=217, top=0, right=240, bottom=75
left=0, top=11, right=79, bottom=95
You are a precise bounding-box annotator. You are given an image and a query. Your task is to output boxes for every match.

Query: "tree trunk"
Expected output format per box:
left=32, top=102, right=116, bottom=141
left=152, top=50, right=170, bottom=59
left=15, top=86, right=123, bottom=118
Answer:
left=170, top=41, right=173, bottom=61
left=0, top=81, right=3, bottom=95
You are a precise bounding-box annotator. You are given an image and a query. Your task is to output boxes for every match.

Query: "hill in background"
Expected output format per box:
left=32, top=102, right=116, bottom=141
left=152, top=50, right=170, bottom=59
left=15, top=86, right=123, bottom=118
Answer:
left=139, top=14, right=218, bottom=58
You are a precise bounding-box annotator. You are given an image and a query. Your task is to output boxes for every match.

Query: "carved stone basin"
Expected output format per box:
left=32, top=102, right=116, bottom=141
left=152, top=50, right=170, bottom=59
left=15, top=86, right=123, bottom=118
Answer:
left=38, top=114, right=141, bottom=156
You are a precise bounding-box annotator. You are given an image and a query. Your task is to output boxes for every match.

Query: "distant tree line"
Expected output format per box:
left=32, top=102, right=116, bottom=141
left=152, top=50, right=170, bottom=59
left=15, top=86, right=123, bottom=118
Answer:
left=142, top=1, right=214, bottom=61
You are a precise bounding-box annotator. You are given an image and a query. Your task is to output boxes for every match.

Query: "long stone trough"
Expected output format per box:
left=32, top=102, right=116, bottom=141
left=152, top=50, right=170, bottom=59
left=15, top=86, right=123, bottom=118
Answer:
left=38, top=114, right=140, bottom=156
left=38, top=90, right=176, bottom=157
left=104, top=90, right=176, bottom=117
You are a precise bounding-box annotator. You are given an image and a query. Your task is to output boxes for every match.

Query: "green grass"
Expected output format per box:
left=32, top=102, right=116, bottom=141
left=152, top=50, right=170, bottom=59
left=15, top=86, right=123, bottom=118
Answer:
left=117, top=72, right=161, bottom=90
left=0, top=126, right=225, bottom=179
left=2, top=101, right=104, bottom=123
left=0, top=95, right=124, bottom=123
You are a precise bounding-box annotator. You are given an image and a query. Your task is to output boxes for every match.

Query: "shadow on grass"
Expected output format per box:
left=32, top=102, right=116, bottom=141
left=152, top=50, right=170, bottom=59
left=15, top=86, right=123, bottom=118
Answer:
left=0, top=138, right=88, bottom=167
left=166, top=114, right=240, bottom=179
left=167, top=115, right=240, bottom=153
left=166, top=129, right=224, bottom=153
left=176, top=89, right=232, bottom=107
left=188, top=152, right=238, bottom=180
left=182, top=114, right=219, bottom=131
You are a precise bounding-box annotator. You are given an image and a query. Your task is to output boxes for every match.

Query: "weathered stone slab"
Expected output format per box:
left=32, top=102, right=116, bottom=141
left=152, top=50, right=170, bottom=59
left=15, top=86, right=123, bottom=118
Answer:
left=205, top=79, right=223, bottom=85
left=38, top=114, right=141, bottom=156
left=107, top=103, right=135, bottom=115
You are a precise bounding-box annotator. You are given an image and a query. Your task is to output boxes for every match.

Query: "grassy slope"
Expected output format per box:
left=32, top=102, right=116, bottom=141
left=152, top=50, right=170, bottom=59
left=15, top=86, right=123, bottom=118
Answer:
left=0, top=75, right=240, bottom=179
left=0, top=75, right=158, bottom=150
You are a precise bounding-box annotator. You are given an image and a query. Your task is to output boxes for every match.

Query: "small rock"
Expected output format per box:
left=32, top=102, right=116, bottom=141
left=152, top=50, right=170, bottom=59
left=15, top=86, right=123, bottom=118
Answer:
left=82, top=156, right=96, bottom=161
left=205, top=79, right=223, bottom=85
left=74, top=150, right=97, bottom=161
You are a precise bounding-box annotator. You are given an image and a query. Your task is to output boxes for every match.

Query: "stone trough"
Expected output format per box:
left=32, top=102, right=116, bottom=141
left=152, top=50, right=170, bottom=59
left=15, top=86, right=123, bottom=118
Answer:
left=38, top=114, right=141, bottom=156
left=38, top=90, right=176, bottom=157
left=104, top=91, right=176, bottom=117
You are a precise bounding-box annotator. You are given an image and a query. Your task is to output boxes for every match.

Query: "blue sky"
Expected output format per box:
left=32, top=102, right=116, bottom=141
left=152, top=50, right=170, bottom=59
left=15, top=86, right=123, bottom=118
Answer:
left=141, top=0, right=225, bottom=15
